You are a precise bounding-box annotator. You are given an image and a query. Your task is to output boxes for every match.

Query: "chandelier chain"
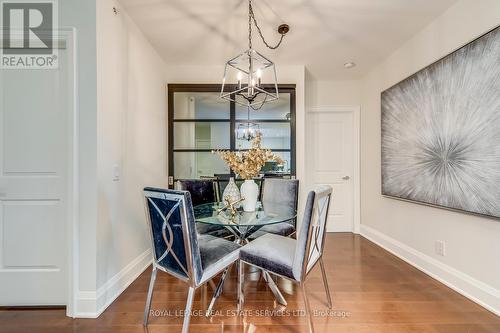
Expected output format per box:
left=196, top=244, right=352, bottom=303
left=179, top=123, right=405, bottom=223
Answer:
left=248, top=0, right=285, bottom=50
left=248, top=0, right=252, bottom=49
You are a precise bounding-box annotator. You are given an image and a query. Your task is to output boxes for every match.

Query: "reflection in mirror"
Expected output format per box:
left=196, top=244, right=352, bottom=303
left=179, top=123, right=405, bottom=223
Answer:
left=236, top=123, right=290, bottom=150
left=235, top=93, right=290, bottom=120
left=261, top=152, right=291, bottom=175
left=174, top=122, right=230, bottom=149
left=174, top=152, right=229, bottom=179
left=174, top=92, right=229, bottom=119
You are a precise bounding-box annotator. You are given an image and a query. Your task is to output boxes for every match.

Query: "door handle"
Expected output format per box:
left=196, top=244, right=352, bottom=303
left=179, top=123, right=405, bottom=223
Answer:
left=342, top=176, right=350, bottom=180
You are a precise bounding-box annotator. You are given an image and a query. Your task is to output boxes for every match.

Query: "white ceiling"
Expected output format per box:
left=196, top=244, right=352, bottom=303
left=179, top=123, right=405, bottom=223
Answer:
left=118, top=0, right=457, bottom=80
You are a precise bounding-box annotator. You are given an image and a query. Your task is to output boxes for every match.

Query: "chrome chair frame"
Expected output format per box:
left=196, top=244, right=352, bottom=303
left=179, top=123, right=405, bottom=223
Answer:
left=143, top=188, right=240, bottom=333
left=238, top=186, right=333, bottom=333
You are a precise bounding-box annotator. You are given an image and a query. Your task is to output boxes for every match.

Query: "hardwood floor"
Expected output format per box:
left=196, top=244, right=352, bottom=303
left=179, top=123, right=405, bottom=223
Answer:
left=1, top=234, right=498, bottom=333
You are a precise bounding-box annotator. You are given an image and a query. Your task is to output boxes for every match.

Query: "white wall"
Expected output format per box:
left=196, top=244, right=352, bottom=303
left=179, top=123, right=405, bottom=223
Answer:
left=359, top=0, right=500, bottom=314
left=305, top=79, right=361, bottom=107
left=59, top=0, right=98, bottom=315
left=91, top=0, right=168, bottom=316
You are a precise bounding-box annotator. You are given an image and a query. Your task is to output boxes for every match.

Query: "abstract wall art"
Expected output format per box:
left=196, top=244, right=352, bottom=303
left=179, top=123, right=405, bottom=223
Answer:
left=381, top=26, right=500, bottom=219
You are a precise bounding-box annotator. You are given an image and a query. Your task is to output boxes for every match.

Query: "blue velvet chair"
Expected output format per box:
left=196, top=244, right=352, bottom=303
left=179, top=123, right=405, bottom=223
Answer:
left=238, top=186, right=333, bottom=333
left=248, top=178, right=299, bottom=239
left=143, top=187, right=240, bottom=333
left=176, top=179, right=218, bottom=205
left=175, top=179, right=231, bottom=238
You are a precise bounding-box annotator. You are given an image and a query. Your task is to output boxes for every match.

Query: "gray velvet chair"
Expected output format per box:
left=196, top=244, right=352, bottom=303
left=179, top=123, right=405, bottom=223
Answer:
left=248, top=178, right=299, bottom=239
left=143, top=187, right=240, bottom=333
left=238, top=185, right=333, bottom=333
left=176, top=179, right=231, bottom=238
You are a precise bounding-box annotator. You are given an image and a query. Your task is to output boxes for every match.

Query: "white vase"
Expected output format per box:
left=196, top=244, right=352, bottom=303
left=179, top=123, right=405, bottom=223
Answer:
left=222, top=177, right=241, bottom=205
left=240, top=179, right=259, bottom=212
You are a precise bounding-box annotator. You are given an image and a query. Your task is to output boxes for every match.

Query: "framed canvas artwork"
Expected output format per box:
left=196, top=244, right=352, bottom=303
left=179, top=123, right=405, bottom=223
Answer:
left=381, top=26, right=500, bottom=219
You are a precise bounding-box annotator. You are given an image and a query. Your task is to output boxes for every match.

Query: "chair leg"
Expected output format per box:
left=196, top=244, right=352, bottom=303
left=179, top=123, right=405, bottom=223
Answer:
left=300, top=283, right=315, bottom=333
left=206, top=266, right=230, bottom=316
left=263, top=271, right=287, bottom=306
left=182, top=286, right=196, bottom=333
left=319, top=258, right=332, bottom=309
left=143, top=266, right=157, bottom=326
left=238, top=261, right=244, bottom=311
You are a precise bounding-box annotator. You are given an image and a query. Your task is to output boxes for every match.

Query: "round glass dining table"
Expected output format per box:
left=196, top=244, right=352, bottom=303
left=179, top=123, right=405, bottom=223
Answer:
left=193, top=201, right=295, bottom=310
left=193, top=201, right=297, bottom=243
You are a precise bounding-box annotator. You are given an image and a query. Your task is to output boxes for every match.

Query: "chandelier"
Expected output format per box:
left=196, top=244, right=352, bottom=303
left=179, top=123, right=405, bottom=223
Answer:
left=221, top=0, right=289, bottom=111
left=237, top=106, right=260, bottom=141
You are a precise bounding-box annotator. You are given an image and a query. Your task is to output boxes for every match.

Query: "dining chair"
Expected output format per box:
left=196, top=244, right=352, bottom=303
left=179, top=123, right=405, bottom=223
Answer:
left=238, top=185, right=333, bottom=333
left=248, top=178, right=299, bottom=239
left=176, top=179, right=231, bottom=238
left=176, top=179, right=218, bottom=204
left=143, top=187, right=241, bottom=333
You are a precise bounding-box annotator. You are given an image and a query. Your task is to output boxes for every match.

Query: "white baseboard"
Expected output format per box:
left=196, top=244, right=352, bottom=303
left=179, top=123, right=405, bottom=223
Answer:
left=360, top=225, right=500, bottom=316
left=74, top=249, right=152, bottom=318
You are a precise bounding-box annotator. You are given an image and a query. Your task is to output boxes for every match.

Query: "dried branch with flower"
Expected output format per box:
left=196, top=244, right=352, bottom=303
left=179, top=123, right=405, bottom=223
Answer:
left=212, top=133, right=284, bottom=180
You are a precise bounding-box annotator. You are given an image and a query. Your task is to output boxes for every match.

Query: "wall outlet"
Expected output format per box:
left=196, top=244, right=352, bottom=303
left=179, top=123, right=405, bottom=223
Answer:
left=435, top=240, right=446, bottom=256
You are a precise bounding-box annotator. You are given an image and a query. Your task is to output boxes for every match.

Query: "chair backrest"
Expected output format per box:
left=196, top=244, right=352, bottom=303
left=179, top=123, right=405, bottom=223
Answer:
left=176, top=179, right=217, bottom=206
left=261, top=179, right=299, bottom=222
left=143, top=187, right=202, bottom=285
left=292, top=185, right=333, bottom=281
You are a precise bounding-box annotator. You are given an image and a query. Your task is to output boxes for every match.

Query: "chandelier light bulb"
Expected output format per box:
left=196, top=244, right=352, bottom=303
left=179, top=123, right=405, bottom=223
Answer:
left=237, top=71, right=243, bottom=89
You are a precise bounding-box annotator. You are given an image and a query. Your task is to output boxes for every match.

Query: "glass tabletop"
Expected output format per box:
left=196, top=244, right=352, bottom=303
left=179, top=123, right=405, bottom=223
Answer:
left=193, top=201, right=296, bottom=227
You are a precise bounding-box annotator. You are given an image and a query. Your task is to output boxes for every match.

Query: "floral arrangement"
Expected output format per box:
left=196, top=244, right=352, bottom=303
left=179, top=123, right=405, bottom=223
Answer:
left=213, top=133, right=284, bottom=180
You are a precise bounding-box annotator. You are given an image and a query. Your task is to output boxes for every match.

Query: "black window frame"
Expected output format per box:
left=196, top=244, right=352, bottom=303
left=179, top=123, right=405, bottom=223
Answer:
left=168, top=83, right=296, bottom=187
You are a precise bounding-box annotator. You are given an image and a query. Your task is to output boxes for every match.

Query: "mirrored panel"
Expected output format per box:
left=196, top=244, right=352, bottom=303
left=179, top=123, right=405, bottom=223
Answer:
left=173, top=152, right=230, bottom=180
left=235, top=122, right=291, bottom=150
left=236, top=93, right=290, bottom=120
left=174, top=92, right=229, bottom=119
left=174, top=122, right=230, bottom=149
left=169, top=85, right=295, bottom=184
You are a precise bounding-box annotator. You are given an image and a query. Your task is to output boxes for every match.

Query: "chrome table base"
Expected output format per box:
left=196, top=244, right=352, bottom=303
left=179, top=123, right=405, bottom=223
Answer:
left=205, top=229, right=288, bottom=316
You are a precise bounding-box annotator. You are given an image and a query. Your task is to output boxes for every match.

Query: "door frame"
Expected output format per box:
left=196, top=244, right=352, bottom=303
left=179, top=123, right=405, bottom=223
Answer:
left=59, top=28, right=79, bottom=317
left=307, top=106, right=360, bottom=234
left=0, top=28, right=78, bottom=312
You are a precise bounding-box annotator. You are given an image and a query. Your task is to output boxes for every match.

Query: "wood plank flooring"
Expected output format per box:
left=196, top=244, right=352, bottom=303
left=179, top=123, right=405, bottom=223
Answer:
left=1, top=234, right=498, bottom=332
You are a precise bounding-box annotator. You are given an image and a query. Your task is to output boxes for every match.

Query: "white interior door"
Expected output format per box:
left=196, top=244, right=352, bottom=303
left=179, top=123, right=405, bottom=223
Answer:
left=307, top=108, right=357, bottom=232
left=0, top=45, right=71, bottom=305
